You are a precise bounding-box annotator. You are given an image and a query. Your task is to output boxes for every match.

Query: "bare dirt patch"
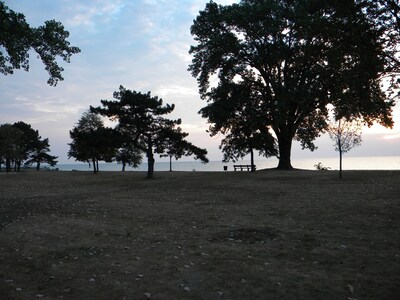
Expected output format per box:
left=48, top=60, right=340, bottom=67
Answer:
left=0, top=170, right=399, bottom=299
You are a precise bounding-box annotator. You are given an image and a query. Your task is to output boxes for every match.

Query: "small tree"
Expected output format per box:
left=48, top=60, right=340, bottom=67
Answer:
left=68, top=111, right=119, bottom=173
left=159, top=127, right=209, bottom=172
left=24, top=138, right=58, bottom=171
left=328, top=119, right=362, bottom=178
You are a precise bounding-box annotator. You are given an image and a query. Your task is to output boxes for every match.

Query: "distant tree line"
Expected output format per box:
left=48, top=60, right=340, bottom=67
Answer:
left=68, top=86, right=209, bottom=178
left=0, top=122, right=58, bottom=172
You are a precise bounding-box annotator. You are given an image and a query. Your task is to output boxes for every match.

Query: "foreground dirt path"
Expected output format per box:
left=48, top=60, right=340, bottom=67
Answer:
left=0, top=170, right=399, bottom=299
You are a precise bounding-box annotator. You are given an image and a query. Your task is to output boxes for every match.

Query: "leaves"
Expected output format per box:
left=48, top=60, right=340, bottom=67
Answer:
left=189, top=0, right=396, bottom=168
left=0, top=1, right=80, bottom=85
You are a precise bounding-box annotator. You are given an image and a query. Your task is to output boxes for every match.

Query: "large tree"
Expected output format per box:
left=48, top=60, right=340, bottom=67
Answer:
left=0, top=1, right=80, bottom=85
left=91, top=86, right=204, bottom=179
left=189, top=0, right=397, bottom=169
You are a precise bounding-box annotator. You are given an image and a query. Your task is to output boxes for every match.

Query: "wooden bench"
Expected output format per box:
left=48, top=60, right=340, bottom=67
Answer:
left=233, top=165, right=256, bottom=171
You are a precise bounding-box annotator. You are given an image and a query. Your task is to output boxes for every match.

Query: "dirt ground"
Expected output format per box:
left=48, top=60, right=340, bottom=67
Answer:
left=0, top=169, right=399, bottom=299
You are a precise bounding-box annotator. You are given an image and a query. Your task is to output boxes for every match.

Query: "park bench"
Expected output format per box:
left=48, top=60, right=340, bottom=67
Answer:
left=233, top=165, right=256, bottom=171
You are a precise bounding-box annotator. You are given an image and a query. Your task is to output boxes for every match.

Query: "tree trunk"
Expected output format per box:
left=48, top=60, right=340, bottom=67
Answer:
left=339, top=149, right=343, bottom=179
left=96, top=160, right=99, bottom=172
left=6, top=158, right=11, bottom=173
left=250, top=147, right=256, bottom=172
left=147, top=138, right=154, bottom=179
left=122, top=161, right=126, bottom=172
left=92, top=158, right=97, bottom=174
left=169, top=155, right=172, bottom=172
left=36, top=162, right=40, bottom=171
left=276, top=134, right=294, bottom=170
left=338, top=121, right=342, bottom=179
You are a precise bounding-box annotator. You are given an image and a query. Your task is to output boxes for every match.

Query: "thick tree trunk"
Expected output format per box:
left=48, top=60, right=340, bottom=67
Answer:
left=122, top=161, right=126, bottom=172
left=277, top=134, right=294, bottom=170
left=96, top=160, right=99, bottom=172
left=147, top=138, right=154, bottom=179
left=36, top=162, right=40, bottom=171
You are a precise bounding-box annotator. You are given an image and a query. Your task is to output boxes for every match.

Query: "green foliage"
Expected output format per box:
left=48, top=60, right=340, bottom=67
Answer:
left=0, top=1, right=80, bottom=85
left=189, top=0, right=396, bottom=169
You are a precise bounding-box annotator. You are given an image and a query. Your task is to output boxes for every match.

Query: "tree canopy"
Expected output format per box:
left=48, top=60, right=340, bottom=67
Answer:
left=68, top=111, right=119, bottom=173
left=0, top=121, right=57, bottom=172
left=91, top=86, right=208, bottom=178
left=0, top=1, right=80, bottom=86
left=328, top=119, right=362, bottom=178
left=159, top=126, right=209, bottom=171
left=189, top=0, right=397, bottom=169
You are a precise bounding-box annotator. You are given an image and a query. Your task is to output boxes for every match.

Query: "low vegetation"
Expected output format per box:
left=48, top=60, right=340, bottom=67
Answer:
left=0, top=170, right=399, bottom=299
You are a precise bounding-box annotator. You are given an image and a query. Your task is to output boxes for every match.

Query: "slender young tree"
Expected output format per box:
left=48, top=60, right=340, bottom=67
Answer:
left=189, top=0, right=396, bottom=169
left=328, top=119, right=362, bottom=179
left=159, top=127, right=209, bottom=172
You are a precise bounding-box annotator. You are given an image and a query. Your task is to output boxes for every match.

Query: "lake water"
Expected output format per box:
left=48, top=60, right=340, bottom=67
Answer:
left=56, top=156, right=400, bottom=172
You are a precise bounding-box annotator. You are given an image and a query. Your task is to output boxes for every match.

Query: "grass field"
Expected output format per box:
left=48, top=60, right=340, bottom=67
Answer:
left=0, top=170, right=399, bottom=299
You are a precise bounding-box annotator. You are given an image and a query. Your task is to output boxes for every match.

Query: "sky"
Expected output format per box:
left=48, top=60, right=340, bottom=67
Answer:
left=0, top=0, right=399, bottom=165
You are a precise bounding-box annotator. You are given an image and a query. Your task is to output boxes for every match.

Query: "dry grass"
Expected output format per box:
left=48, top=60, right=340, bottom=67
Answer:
left=0, top=169, right=399, bottom=299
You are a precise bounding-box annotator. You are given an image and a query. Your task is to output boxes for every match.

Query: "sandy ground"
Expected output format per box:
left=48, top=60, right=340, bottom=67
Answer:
left=0, top=169, right=399, bottom=299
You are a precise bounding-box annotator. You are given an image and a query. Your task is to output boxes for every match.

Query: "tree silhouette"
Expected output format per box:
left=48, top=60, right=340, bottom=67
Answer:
left=159, top=127, right=209, bottom=172
left=189, top=0, right=396, bottom=169
left=0, top=1, right=80, bottom=86
left=24, top=138, right=58, bottom=171
left=0, top=124, right=23, bottom=172
left=200, top=81, right=277, bottom=171
left=91, top=86, right=203, bottom=178
left=328, top=119, right=362, bottom=179
left=68, top=111, right=119, bottom=173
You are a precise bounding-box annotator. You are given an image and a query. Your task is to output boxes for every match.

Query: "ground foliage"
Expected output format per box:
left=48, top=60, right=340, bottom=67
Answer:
left=0, top=170, right=399, bottom=299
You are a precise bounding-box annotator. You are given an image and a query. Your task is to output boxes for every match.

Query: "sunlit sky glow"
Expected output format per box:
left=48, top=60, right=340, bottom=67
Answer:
left=0, top=0, right=399, bottom=164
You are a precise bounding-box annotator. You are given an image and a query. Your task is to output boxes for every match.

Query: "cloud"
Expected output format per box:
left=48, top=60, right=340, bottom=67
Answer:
left=65, top=1, right=125, bottom=30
